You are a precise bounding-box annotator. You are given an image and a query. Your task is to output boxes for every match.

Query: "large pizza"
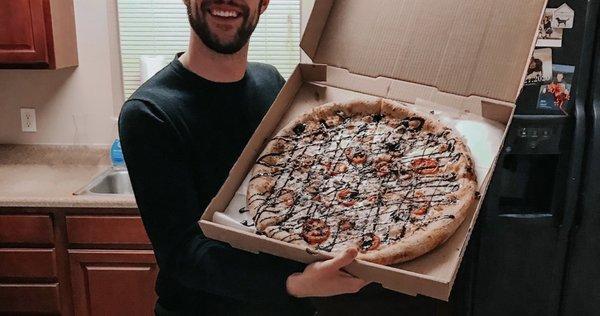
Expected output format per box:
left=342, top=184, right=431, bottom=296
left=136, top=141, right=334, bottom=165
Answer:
left=247, top=99, right=477, bottom=265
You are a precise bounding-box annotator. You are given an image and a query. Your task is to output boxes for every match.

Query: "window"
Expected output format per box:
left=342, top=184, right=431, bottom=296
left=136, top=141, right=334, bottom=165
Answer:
left=117, top=0, right=301, bottom=98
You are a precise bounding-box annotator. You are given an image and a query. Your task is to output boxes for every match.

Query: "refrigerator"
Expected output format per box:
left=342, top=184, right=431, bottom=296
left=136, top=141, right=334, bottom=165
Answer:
left=449, top=0, right=600, bottom=315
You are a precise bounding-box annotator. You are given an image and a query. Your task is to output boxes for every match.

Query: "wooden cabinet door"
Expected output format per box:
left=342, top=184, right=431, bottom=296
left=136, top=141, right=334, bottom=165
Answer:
left=0, top=283, right=61, bottom=314
left=69, top=250, right=158, bottom=316
left=0, top=0, right=50, bottom=66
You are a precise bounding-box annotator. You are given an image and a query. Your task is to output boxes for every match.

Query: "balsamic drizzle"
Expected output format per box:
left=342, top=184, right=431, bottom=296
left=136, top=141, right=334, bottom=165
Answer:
left=238, top=207, right=249, bottom=214
left=248, top=111, right=466, bottom=252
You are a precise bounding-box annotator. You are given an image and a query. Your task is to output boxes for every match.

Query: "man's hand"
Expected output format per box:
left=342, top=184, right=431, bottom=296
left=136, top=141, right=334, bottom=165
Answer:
left=286, top=248, right=369, bottom=298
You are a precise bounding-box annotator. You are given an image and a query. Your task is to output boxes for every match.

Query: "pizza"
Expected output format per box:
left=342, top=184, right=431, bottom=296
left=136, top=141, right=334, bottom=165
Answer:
left=246, top=98, right=477, bottom=265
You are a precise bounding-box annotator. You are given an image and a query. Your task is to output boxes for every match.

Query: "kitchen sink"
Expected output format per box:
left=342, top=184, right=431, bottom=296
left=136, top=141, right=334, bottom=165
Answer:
left=74, top=168, right=133, bottom=196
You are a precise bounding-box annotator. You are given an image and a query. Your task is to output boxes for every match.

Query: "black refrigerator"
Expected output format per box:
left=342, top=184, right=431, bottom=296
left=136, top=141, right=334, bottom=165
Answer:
left=449, top=0, right=600, bottom=315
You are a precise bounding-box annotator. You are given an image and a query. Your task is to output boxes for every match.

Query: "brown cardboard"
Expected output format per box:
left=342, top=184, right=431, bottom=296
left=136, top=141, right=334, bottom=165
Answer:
left=200, top=0, right=547, bottom=300
left=301, top=0, right=547, bottom=103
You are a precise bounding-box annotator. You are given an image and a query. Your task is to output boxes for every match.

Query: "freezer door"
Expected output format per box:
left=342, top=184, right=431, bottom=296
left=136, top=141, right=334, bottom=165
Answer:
left=561, top=0, right=600, bottom=313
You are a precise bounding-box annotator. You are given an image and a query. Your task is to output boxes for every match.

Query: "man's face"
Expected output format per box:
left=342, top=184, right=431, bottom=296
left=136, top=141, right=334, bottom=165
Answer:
left=184, top=0, right=266, bottom=54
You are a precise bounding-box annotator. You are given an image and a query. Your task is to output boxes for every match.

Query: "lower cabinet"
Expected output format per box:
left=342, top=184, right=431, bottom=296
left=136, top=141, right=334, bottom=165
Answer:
left=0, top=210, right=157, bottom=315
left=69, top=250, right=158, bottom=316
left=0, top=283, right=61, bottom=314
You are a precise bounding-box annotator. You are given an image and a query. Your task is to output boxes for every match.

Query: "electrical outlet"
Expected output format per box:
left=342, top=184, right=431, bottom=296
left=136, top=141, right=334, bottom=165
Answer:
left=20, top=108, right=37, bottom=132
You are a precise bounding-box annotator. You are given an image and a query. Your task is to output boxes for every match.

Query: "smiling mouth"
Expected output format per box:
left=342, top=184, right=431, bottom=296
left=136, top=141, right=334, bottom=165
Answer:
left=209, top=8, right=241, bottom=19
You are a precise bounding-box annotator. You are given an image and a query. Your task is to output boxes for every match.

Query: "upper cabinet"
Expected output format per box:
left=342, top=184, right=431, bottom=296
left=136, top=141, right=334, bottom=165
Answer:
left=0, top=0, right=78, bottom=69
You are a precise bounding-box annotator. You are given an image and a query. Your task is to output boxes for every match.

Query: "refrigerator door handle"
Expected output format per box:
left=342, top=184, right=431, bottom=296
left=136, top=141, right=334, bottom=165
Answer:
left=556, top=99, right=586, bottom=229
left=556, top=0, right=599, bottom=231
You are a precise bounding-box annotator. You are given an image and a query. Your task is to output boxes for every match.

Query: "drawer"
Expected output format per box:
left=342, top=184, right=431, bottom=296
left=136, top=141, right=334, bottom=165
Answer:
left=0, top=248, right=57, bottom=278
left=0, top=215, right=54, bottom=245
left=66, top=216, right=151, bottom=246
left=0, top=283, right=60, bottom=314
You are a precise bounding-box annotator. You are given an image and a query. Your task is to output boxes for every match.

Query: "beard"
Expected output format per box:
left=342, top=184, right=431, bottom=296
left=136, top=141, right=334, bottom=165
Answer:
left=185, top=0, right=261, bottom=54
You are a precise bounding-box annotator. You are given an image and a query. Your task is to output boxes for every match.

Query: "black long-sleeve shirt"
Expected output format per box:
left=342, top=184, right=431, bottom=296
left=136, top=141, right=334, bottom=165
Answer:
left=118, top=53, right=313, bottom=315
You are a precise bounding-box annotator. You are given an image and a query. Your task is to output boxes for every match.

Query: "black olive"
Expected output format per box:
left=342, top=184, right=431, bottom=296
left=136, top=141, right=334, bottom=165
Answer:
left=293, top=123, right=306, bottom=136
left=360, top=233, right=380, bottom=251
left=361, top=238, right=373, bottom=250
left=373, top=114, right=383, bottom=122
left=386, top=142, right=400, bottom=151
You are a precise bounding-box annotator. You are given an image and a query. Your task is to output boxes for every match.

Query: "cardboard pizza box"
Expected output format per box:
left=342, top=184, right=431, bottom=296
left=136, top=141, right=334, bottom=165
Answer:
left=200, top=0, right=547, bottom=300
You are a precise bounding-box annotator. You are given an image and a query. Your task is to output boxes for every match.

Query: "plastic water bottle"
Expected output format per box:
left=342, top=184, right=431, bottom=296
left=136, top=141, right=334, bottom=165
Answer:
left=110, top=138, right=125, bottom=168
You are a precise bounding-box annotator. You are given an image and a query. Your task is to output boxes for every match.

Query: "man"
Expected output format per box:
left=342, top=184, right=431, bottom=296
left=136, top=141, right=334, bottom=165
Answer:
left=118, top=0, right=368, bottom=315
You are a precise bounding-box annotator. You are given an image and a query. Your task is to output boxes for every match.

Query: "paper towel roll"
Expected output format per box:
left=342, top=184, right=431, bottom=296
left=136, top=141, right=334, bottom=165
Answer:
left=139, top=55, right=170, bottom=84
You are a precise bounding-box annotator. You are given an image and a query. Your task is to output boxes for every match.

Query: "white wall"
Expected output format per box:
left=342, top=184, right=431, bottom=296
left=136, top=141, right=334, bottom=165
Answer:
left=0, top=0, right=123, bottom=145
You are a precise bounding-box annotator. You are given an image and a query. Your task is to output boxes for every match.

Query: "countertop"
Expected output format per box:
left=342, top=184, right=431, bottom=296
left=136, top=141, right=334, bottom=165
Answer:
left=0, top=145, right=137, bottom=208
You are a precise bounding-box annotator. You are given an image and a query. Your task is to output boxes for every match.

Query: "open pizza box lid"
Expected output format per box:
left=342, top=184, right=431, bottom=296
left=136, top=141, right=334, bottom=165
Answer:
left=302, top=0, right=546, bottom=106
left=200, top=0, right=547, bottom=301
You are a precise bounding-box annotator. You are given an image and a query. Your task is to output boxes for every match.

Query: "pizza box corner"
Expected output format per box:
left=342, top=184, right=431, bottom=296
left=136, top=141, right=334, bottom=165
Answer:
left=199, top=0, right=547, bottom=301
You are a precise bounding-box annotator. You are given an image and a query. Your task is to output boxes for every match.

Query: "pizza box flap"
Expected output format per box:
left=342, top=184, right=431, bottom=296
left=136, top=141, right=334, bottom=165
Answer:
left=300, top=0, right=547, bottom=104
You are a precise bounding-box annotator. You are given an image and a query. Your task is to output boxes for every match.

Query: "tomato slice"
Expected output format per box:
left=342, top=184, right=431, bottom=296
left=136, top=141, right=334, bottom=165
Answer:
left=411, top=158, right=439, bottom=174
left=337, top=188, right=358, bottom=207
left=412, top=206, right=427, bottom=216
left=338, top=219, right=355, bottom=231
left=359, top=233, right=381, bottom=252
left=301, top=218, right=331, bottom=245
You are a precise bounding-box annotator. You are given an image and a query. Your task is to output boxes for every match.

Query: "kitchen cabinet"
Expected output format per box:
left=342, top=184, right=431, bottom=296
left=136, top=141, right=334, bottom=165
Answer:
left=69, top=250, right=157, bottom=316
left=0, top=0, right=78, bottom=69
left=0, top=208, right=157, bottom=315
left=0, top=283, right=61, bottom=314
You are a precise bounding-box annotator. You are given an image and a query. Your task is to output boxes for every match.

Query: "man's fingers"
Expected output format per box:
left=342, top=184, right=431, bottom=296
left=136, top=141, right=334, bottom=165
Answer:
left=321, top=248, right=358, bottom=272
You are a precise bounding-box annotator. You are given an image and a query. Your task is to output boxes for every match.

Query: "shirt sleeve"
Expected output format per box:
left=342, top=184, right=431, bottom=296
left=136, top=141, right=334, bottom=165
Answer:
left=118, top=99, right=305, bottom=305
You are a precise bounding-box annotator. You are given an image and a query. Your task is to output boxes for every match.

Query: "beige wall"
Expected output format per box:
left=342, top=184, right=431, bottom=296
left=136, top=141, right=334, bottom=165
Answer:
left=0, top=0, right=123, bottom=145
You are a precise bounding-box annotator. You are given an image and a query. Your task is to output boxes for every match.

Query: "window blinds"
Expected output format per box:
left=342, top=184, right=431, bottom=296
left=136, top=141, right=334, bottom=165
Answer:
left=117, top=0, right=301, bottom=98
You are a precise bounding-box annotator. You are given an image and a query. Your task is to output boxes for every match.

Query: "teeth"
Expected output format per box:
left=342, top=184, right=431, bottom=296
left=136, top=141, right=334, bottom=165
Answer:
left=211, top=9, right=239, bottom=18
